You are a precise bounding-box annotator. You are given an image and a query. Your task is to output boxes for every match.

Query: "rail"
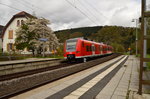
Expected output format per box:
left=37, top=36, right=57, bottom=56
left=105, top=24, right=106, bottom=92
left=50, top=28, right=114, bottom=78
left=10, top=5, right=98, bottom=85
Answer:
left=0, top=53, right=123, bottom=98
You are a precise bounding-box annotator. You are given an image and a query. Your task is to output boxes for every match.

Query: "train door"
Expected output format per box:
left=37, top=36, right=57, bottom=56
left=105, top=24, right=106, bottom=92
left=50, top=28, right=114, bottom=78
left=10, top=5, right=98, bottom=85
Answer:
left=92, top=44, right=95, bottom=55
left=81, top=41, right=85, bottom=56
left=100, top=45, right=103, bottom=54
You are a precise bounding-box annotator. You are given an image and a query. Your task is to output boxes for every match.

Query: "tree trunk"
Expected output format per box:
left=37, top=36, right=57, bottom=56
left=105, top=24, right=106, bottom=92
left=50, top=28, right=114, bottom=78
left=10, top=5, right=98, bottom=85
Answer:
left=32, top=49, right=35, bottom=56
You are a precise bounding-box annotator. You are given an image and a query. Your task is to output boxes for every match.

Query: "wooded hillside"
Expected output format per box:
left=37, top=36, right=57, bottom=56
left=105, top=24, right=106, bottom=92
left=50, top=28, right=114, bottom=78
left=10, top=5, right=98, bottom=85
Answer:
left=54, top=26, right=144, bottom=53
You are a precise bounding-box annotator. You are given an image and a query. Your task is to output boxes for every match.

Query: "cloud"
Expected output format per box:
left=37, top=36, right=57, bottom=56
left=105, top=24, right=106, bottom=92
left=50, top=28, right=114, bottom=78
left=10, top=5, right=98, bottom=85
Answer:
left=108, top=0, right=141, bottom=27
left=0, top=0, right=141, bottom=30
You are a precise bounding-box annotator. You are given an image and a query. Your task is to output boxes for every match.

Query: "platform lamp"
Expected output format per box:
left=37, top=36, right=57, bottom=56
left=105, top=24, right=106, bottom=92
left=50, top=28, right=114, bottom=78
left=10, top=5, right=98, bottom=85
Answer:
left=132, top=19, right=138, bottom=56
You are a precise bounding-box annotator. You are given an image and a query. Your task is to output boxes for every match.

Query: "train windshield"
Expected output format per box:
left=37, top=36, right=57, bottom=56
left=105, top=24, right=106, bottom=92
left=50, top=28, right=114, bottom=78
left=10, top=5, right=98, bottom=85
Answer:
left=66, top=39, right=77, bottom=52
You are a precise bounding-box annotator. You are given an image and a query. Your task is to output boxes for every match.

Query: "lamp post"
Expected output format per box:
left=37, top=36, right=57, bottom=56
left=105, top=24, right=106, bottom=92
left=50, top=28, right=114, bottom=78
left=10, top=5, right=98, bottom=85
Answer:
left=132, top=19, right=138, bottom=56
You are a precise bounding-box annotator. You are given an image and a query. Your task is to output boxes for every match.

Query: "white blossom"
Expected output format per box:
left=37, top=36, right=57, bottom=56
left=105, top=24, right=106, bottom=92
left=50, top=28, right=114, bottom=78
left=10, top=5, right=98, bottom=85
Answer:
left=15, top=18, right=59, bottom=52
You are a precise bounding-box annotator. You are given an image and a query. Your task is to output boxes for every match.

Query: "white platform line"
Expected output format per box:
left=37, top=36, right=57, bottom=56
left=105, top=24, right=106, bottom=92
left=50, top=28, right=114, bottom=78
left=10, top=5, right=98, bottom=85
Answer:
left=63, top=56, right=127, bottom=99
left=13, top=56, right=124, bottom=99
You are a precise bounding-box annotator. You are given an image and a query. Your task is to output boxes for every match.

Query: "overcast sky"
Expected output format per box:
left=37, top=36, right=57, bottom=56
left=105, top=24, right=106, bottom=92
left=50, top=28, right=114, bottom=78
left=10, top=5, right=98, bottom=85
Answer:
left=0, top=0, right=144, bottom=31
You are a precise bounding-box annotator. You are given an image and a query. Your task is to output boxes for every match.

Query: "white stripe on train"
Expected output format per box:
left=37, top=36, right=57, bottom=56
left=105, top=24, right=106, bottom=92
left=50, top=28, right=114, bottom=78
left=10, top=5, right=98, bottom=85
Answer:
left=64, top=53, right=113, bottom=59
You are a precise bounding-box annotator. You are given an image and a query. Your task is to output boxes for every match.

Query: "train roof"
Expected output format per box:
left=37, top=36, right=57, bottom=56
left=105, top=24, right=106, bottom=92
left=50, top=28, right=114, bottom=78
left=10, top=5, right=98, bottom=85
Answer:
left=66, top=37, right=110, bottom=46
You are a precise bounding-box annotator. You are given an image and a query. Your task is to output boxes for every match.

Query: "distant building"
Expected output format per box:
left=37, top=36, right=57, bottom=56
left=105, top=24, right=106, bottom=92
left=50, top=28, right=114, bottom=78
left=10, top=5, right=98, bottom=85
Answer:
left=0, top=25, right=4, bottom=52
left=1, top=11, right=34, bottom=53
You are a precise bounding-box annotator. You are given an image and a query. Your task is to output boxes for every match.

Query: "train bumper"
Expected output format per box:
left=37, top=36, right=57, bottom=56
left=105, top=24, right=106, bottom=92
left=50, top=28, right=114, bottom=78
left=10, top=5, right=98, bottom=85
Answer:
left=67, top=54, right=75, bottom=60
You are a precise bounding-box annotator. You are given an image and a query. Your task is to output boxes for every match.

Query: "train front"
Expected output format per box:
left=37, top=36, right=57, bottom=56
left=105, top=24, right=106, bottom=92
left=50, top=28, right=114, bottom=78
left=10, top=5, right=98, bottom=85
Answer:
left=64, top=39, right=78, bottom=61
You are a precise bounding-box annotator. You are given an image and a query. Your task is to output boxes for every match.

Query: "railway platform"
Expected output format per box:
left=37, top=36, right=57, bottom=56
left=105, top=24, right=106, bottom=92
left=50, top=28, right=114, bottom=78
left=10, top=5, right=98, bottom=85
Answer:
left=10, top=55, right=150, bottom=99
left=0, top=58, right=57, bottom=65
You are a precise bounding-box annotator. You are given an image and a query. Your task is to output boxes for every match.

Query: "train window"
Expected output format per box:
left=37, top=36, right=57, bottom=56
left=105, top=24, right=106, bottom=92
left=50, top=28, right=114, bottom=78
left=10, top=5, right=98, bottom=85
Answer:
left=66, top=39, right=77, bottom=52
left=86, top=46, right=89, bottom=52
left=90, top=46, right=92, bottom=51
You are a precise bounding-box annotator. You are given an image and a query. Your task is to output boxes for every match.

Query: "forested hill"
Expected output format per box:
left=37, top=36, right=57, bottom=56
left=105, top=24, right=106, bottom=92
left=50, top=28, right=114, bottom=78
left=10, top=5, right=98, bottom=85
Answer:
left=54, top=26, right=138, bottom=53
left=55, top=26, right=102, bottom=36
left=54, top=26, right=102, bottom=43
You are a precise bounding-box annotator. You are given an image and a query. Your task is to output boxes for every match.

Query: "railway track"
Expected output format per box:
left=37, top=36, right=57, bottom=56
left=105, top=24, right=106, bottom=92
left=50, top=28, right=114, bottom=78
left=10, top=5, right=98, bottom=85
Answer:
left=0, top=54, right=119, bottom=82
left=0, top=53, right=121, bottom=98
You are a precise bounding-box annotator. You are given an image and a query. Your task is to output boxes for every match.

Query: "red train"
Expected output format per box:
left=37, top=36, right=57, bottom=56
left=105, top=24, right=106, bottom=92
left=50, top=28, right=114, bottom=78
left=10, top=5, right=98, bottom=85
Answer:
left=64, top=37, right=113, bottom=62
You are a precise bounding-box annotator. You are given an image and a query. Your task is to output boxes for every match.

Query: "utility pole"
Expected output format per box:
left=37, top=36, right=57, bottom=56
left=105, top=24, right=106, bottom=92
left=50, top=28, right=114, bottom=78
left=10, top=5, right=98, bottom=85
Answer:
left=139, top=0, right=145, bottom=95
left=138, top=0, right=150, bottom=95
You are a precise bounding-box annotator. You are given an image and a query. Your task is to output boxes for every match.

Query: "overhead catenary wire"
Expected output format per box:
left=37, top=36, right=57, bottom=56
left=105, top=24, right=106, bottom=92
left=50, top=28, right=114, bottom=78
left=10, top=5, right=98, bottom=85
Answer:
left=23, top=0, right=41, bottom=10
left=0, top=2, right=32, bottom=25
left=0, top=16, right=8, bottom=23
left=0, top=2, right=22, bottom=11
left=20, top=0, right=49, bottom=17
left=66, top=0, right=99, bottom=26
left=0, top=0, right=101, bottom=30
left=13, top=0, right=34, bottom=11
left=77, top=0, right=101, bottom=25
left=83, top=0, right=108, bottom=20
left=20, top=0, right=45, bottom=14
left=12, top=0, right=43, bottom=17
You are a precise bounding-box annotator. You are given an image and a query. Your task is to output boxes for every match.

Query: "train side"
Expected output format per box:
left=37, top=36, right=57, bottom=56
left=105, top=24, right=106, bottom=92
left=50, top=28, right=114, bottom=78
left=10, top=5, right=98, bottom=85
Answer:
left=64, top=38, right=113, bottom=61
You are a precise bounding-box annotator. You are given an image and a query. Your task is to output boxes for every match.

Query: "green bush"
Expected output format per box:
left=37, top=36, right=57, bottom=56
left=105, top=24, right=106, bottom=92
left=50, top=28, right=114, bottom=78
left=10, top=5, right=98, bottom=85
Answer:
left=111, top=43, right=125, bottom=53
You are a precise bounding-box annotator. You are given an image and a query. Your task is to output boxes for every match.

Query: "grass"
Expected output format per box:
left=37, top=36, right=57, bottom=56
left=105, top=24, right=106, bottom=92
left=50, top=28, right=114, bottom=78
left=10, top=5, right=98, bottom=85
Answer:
left=136, top=54, right=140, bottom=57
left=0, top=52, right=64, bottom=61
left=50, top=55, right=64, bottom=59
left=124, top=52, right=130, bottom=55
left=136, top=54, right=150, bottom=70
left=131, top=53, right=150, bottom=70
left=34, top=54, right=64, bottom=59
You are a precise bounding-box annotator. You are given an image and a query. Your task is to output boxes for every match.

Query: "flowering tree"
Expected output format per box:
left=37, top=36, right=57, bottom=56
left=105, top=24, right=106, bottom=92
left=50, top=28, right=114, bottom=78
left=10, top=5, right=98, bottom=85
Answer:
left=15, top=18, right=59, bottom=55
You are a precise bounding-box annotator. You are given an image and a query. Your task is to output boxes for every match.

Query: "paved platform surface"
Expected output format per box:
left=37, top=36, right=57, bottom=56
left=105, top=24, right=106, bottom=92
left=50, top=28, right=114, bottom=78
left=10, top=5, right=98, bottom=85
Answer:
left=96, top=55, right=139, bottom=99
left=10, top=55, right=150, bottom=99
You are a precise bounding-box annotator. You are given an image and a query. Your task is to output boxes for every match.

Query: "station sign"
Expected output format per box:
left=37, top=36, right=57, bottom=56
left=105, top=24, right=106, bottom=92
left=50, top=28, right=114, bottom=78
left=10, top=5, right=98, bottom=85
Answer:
left=39, top=38, right=48, bottom=42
